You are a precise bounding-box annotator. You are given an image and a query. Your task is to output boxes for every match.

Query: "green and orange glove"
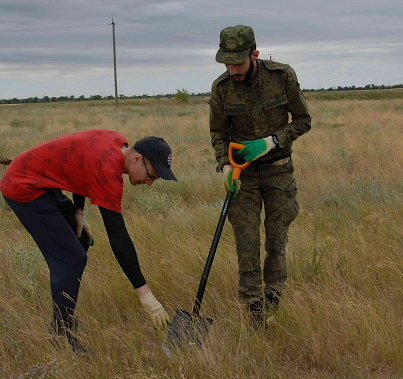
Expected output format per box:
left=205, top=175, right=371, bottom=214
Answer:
left=238, top=136, right=277, bottom=162
left=223, top=164, right=241, bottom=196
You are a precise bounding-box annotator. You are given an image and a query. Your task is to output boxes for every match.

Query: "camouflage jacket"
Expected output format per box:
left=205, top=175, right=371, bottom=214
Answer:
left=209, top=59, right=311, bottom=172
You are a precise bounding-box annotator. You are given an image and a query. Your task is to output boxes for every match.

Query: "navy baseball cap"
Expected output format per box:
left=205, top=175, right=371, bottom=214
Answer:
left=134, top=136, right=177, bottom=181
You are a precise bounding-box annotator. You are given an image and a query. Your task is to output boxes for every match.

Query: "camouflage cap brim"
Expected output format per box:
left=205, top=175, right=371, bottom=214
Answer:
left=215, top=47, right=250, bottom=65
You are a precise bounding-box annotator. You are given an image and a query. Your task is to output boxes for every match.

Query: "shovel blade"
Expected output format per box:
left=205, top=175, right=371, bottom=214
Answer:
left=162, top=309, right=213, bottom=358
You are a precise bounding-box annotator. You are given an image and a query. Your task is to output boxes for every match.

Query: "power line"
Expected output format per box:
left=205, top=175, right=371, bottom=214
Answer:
left=111, top=17, right=118, bottom=108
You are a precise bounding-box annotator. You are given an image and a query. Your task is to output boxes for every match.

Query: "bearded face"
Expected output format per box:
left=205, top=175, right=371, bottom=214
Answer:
left=225, top=56, right=256, bottom=82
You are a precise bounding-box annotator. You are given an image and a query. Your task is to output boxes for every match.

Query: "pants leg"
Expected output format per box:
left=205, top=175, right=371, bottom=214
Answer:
left=261, top=170, right=299, bottom=296
left=228, top=176, right=263, bottom=304
left=4, top=192, right=88, bottom=329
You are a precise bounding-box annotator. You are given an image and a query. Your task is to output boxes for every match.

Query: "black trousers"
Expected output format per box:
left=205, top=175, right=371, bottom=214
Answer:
left=4, top=191, right=89, bottom=330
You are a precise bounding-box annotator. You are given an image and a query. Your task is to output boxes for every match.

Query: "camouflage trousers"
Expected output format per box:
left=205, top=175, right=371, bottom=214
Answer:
left=227, top=159, right=299, bottom=304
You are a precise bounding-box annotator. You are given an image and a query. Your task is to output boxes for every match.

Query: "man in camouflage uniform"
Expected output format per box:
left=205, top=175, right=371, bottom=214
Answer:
left=209, top=25, right=311, bottom=327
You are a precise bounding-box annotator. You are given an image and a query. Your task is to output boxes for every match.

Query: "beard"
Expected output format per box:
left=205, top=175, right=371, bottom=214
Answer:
left=232, top=57, right=255, bottom=82
left=243, top=57, right=255, bottom=82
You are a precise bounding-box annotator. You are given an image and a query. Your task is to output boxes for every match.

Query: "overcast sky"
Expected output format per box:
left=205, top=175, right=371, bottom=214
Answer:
left=1, top=0, right=402, bottom=99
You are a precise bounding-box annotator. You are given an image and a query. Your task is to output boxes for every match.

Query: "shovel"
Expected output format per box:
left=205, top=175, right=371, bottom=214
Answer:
left=162, top=143, right=250, bottom=358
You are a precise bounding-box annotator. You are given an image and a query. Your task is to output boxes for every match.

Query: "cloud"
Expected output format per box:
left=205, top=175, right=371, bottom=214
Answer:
left=148, top=1, right=188, bottom=15
left=0, top=0, right=402, bottom=98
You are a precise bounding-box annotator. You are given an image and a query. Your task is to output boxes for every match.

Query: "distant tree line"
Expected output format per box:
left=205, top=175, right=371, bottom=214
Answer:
left=1, top=84, right=402, bottom=105
left=0, top=91, right=211, bottom=105
left=303, top=84, right=403, bottom=92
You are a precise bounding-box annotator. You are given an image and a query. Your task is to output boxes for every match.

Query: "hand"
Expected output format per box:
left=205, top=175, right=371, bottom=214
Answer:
left=223, top=164, right=241, bottom=196
left=138, top=290, right=170, bottom=328
left=238, top=136, right=276, bottom=161
left=75, top=209, right=94, bottom=246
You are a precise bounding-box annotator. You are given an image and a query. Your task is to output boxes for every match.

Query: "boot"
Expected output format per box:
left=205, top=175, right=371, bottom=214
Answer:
left=66, top=333, right=88, bottom=355
left=49, top=317, right=88, bottom=355
left=264, top=288, right=282, bottom=314
left=248, top=300, right=265, bottom=330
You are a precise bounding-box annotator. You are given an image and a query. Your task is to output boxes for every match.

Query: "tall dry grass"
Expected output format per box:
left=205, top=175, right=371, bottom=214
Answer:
left=0, top=93, right=402, bottom=378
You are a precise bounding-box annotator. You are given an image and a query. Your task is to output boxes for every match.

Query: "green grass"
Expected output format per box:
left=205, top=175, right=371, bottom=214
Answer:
left=0, top=94, right=402, bottom=378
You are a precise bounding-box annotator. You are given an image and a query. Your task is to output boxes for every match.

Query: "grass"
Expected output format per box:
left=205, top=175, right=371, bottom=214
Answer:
left=0, top=92, right=402, bottom=378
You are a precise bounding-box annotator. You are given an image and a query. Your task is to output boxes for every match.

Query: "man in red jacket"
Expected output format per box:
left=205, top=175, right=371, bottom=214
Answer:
left=1, top=129, right=176, bottom=353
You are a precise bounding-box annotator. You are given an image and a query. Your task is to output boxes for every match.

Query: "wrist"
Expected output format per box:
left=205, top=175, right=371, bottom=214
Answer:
left=136, top=283, right=150, bottom=296
left=75, top=209, right=85, bottom=215
left=222, top=164, right=233, bottom=174
left=271, top=134, right=279, bottom=148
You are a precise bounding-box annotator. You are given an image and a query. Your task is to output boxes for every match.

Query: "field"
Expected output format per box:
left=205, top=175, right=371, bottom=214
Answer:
left=0, top=90, right=402, bottom=378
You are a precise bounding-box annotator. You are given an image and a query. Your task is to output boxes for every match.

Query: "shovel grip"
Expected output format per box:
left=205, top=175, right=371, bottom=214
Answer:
left=228, top=142, right=250, bottom=180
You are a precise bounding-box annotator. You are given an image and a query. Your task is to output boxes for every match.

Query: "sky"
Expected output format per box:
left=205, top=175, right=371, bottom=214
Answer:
left=1, top=0, right=402, bottom=99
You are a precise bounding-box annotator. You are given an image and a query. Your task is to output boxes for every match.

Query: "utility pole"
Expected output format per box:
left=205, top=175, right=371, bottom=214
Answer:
left=111, top=16, right=118, bottom=108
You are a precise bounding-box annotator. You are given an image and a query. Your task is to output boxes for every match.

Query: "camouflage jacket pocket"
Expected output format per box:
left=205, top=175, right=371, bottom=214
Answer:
left=224, top=104, right=252, bottom=137
left=224, top=104, right=246, bottom=115
left=264, top=94, right=287, bottom=110
left=263, top=94, right=288, bottom=128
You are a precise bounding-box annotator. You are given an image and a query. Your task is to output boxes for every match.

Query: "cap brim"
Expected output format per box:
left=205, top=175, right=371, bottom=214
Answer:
left=215, top=48, right=250, bottom=65
left=152, top=163, right=177, bottom=181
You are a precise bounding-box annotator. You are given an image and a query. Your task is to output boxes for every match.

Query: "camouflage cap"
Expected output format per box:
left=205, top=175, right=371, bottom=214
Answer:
left=216, top=25, right=256, bottom=64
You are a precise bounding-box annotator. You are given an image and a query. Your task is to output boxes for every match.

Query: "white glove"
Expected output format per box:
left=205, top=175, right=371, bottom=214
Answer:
left=139, top=290, right=170, bottom=328
left=222, top=164, right=232, bottom=186
left=264, top=135, right=277, bottom=153
left=75, top=209, right=94, bottom=246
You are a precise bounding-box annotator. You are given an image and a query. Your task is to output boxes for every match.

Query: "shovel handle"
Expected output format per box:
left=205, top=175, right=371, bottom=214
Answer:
left=228, top=142, right=250, bottom=180
left=192, top=144, right=250, bottom=316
